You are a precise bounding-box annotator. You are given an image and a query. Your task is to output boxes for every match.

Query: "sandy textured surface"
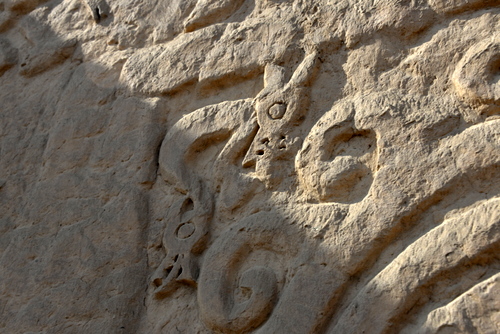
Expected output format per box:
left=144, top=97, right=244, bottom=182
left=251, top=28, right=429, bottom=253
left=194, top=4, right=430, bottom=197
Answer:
left=1, top=0, right=499, bottom=333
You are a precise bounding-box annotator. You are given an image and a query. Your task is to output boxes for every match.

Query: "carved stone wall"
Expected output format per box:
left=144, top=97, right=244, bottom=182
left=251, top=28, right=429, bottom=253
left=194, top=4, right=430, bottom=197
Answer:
left=1, top=0, right=499, bottom=333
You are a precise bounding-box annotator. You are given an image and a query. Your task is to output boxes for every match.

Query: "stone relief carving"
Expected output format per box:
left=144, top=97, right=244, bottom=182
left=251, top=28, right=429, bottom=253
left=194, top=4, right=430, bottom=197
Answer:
left=242, top=51, right=319, bottom=189
left=144, top=1, right=500, bottom=332
left=139, top=1, right=500, bottom=333
left=151, top=50, right=319, bottom=299
left=3, top=0, right=497, bottom=332
left=296, top=103, right=378, bottom=204
left=151, top=97, right=255, bottom=298
left=452, top=36, right=500, bottom=116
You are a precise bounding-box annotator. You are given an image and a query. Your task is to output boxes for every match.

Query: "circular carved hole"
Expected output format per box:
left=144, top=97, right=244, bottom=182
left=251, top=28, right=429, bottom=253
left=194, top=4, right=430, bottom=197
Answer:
left=175, top=222, right=196, bottom=239
left=268, top=103, right=287, bottom=119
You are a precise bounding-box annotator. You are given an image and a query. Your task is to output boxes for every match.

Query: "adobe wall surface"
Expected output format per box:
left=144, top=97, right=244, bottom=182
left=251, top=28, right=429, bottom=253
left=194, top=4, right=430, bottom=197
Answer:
left=0, top=0, right=499, bottom=333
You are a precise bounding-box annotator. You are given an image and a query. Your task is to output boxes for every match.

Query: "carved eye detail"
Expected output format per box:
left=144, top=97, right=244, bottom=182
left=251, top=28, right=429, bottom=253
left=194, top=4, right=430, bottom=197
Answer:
left=268, top=102, right=287, bottom=119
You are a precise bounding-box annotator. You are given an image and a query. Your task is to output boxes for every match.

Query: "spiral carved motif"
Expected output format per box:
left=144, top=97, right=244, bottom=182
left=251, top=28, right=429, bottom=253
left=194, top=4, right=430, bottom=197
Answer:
left=197, top=212, right=290, bottom=333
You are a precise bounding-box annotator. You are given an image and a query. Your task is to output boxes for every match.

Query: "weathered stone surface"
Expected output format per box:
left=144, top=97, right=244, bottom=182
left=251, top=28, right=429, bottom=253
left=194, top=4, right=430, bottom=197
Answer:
left=1, top=0, right=499, bottom=333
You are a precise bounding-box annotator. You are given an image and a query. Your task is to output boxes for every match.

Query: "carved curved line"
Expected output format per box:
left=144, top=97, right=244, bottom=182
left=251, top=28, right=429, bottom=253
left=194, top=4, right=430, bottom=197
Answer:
left=198, top=210, right=343, bottom=334
left=452, top=36, right=500, bottom=113
left=197, top=211, right=300, bottom=334
left=419, top=272, right=500, bottom=333
left=296, top=100, right=378, bottom=203
left=153, top=99, right=256, bottom=297
left=159, top=98, right=254, bottom=194
left=331, top=198, right=500, bottom=334
left=254, top=262, right=344, bottom=334
left=333, top=118, right=500, bottom=270
left=213, top=110, right=258, bottom=185
left=314, top=119, right=500, bottom=332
